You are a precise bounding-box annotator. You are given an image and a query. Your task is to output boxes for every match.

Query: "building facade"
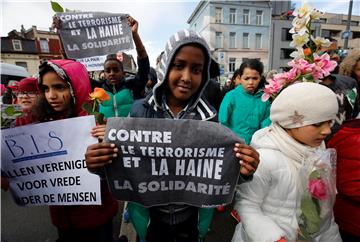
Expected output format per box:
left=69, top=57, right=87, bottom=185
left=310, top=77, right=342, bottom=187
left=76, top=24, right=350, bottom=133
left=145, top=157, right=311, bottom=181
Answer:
left=188, top=0, right=272, bottom=78
left=269, top=1, right=360, bottom=71
left=1, top=25, right=63, bottom=76
left=1, top=35, right=39, bottom=76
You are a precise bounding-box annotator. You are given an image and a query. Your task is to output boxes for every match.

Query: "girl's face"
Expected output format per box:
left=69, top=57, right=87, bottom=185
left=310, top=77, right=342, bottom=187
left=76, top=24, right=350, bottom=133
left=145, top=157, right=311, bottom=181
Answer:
left=354, top=60, right=360, bottom=81
left=238, top=67, right=261, bottom=93
left=286, top=120, right=332, bottom=147
left=104, top=60, right=124, bottom=85
left=167, top=45, right=204, bottom=106
left=41, top=71, right=72, bottom=112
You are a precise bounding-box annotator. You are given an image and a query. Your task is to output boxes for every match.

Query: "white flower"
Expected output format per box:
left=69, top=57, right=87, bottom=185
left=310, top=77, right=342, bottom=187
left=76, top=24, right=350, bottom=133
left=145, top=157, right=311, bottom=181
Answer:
left=290, top=32, right=310, bottom=48
left=290, top=48, right=305, bottom=59
left=290, top=16, right=311, bottom=34
left=310, top=9, right=324, bottom=19
left=293, top=3, right=312, bottom=18
left=311, top=36, right=332, bottom=48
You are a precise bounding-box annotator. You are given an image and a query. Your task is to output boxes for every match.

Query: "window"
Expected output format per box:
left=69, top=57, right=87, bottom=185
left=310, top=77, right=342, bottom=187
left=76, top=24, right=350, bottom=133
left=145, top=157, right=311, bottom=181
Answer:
left=342, top=20, right=359, bottom=26
left=15, top=62, right=28, bottom=70
left=255, top=33, right=262, bottom=49
left=229, top=8, right=236, bottom=24
left=229, top=32, right=236, bottom=48
left=243, top=33, right=249, bottom=48
left=229, top=58, right=236, bottom=72
left=281, top=28, right=292, bottom=41
left=256, top=10, right=263, bottom=25
left=243, top=9, right=250, bottom=24
left=216, top=32, right=223, bottom=48
left=280, top=48, right=295, bottom=59
left=40, top=39, right=50, bottom=53
left=321, top=29, right=331, bottom=38
left=12, top=39, right=22, bottom=51
left=215, top=7, right=222, bottom=23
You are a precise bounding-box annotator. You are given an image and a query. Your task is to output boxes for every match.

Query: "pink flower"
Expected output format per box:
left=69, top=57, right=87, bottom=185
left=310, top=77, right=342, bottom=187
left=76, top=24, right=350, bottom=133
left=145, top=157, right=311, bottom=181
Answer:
left=313, top=53, right=338, bottom=79
left=308, top=178, right=327, bottom=200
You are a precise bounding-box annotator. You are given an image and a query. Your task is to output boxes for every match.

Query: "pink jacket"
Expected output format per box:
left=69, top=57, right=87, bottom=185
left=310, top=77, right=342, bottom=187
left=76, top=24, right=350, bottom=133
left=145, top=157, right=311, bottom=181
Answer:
left=39, top=59, right=118, bottom=229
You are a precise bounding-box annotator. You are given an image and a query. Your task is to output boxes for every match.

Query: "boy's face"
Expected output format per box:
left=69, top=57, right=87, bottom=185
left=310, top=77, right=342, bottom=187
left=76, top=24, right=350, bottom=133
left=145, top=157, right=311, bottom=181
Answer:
left=286, top=120, right=332, bottom=147
left=104, top=60, right=124, bottom=85
left=167, top=45, right=205, bottom=105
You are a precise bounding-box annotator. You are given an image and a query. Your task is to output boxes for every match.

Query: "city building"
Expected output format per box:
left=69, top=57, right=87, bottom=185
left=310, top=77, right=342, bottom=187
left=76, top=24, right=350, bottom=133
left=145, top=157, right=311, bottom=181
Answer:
left=1, top=33, right=39, bottom=76
left=187, top=0, right=272, bottom=79
left=269, top=1, right=360, bottom=71
left=24, top=25, right=63, bottom=62
left=1, top=25, right=63, bottom=76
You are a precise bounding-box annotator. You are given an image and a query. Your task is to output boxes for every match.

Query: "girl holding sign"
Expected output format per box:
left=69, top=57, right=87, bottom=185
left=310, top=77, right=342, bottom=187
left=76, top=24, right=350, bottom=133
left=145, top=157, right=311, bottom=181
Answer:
left=85, top=29, right=260, bottom=242
left=30, top=59, right=118, bottom=242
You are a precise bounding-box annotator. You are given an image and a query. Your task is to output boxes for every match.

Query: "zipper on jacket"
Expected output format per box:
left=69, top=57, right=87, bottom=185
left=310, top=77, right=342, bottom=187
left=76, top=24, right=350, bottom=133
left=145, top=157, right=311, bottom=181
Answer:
left=112, top=84, right=119, bottom=117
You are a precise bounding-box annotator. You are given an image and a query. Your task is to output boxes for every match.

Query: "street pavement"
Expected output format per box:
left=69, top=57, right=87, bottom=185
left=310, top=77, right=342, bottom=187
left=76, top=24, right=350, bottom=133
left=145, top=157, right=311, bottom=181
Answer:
left=1, top=191, right=124, bottom=242
left=1, top=190, right=57, bottom=242
left=2, top=188, right=236, bottom=242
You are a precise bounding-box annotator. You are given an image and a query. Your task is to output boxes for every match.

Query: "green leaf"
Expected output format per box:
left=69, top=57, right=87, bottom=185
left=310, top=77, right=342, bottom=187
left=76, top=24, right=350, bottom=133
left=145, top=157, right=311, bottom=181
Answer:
left=5, top=106, right=15, bottom=116
left=301, top=195, right=321, bottom=234
left=51, top=1, right=64, bottom=13
left=309, top=170, right=321, bottom=179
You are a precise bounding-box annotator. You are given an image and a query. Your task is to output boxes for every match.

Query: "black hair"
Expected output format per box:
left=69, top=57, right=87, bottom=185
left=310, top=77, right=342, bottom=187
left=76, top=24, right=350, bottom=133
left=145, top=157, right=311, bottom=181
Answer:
left=210, top=58, right=220, bottom=79
left=104, top=54, right=124, bottom=72
left=238, top=59, right=266, bottom=93
left=238, top=59, right=264, bottom=77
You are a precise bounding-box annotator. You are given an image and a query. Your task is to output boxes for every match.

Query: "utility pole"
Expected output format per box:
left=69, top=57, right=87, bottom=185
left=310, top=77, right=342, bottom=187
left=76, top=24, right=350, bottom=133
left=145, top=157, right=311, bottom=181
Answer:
left=344, top=0, right=353, bottom=49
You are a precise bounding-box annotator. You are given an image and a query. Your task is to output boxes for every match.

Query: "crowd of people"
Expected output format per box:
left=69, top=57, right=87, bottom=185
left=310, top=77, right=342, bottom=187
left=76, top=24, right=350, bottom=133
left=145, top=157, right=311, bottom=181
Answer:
left=1, top=11, right=360, bottom=242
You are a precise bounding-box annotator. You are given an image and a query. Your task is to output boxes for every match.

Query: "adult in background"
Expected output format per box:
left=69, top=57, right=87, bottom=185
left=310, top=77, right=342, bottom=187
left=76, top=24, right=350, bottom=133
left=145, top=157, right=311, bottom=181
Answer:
left=328, top=119, right=360, bottom=242
left=202, top=59, right=222, bottom=111
left=339, top=49, right=360, bottom=116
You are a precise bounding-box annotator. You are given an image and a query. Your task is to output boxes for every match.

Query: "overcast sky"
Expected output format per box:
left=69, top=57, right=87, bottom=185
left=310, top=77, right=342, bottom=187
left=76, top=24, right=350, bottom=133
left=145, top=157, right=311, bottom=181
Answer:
left=1, top=0, right=359, bottom=67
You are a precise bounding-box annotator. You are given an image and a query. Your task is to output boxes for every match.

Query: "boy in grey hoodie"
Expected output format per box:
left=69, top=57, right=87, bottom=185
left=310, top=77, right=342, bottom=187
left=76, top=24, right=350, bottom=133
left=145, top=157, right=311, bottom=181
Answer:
left=85, top=29, right=259, bottom=242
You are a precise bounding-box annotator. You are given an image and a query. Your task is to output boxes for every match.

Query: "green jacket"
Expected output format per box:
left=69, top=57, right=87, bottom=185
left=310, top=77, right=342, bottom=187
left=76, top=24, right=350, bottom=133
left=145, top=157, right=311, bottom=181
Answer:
left=127, top=202, right=214, bottom=241
left=219, top=85, right=271, bottom=144
left=99, top=89, right=133, bottom=118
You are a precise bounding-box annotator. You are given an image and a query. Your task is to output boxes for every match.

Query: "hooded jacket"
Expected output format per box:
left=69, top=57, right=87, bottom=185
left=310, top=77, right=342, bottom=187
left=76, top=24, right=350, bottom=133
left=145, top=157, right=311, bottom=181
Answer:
left=38, top=59, right=118, bottom=229
left=232, top=125, right=341, bottom=242
left=128, top=29, right=217, bottom=240
left=219, top=84, right=271, bottom=144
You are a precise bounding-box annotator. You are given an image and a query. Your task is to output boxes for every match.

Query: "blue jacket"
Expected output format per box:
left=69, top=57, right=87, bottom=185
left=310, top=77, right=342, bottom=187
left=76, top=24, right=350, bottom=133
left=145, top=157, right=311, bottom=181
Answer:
left=219, top=85, right=271, bottom=144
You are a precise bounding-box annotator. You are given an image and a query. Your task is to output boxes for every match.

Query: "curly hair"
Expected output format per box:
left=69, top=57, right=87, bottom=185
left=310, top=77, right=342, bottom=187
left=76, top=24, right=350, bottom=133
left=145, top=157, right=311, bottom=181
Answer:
left=339, top=49, right=360, bottom=78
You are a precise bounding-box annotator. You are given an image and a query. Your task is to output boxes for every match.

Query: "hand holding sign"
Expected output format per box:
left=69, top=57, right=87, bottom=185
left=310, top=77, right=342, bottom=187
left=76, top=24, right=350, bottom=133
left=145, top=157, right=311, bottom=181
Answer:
left=127, top=15, right=138, bottom=34
left=85, top=142, right=118, bottom=170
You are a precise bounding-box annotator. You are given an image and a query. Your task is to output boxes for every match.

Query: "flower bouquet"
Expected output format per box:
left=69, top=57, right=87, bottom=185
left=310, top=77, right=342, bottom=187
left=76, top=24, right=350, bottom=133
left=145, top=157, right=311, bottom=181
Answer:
left=262, top=3, right=338, bottom=101
left=82, top=87, right=110, bottom=124
left=298, top=149, right=337, bottom=241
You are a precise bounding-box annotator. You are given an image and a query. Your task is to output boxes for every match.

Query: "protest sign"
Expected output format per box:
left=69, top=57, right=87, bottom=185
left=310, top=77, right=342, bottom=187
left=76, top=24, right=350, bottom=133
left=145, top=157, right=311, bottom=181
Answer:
left=56, top=12, right=134, bottom=70
left=104, top=117, right=244, bottom=208
left=1, top=116, right=101, bottom=206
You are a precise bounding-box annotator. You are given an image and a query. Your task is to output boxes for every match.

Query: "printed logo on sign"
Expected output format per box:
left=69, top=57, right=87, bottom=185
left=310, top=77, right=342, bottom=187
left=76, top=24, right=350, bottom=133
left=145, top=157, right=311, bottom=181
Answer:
left=4, top=131, right=68, bottom=163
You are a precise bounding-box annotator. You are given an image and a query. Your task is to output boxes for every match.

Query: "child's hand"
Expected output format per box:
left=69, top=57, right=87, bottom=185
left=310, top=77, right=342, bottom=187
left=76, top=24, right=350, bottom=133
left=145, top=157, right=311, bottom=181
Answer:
left=85, top=143, right=118, bottom=170
left=127, top=15, right=138, bottom=34
left=234, top=143, right=259, bottom=177
left=91, top=124, right=106, bottom=141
